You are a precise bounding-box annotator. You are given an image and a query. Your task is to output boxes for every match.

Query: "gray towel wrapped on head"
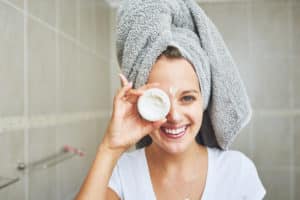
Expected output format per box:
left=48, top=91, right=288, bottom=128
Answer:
left=116, top=0, right=252, bottom=150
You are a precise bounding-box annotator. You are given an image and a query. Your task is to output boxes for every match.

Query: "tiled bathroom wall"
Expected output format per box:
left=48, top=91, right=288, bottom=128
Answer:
left=1, top=0, right=299, bottom=199
left=198, top=0, right=299, bottom=199
left=0, top=0, right=111, bottom=200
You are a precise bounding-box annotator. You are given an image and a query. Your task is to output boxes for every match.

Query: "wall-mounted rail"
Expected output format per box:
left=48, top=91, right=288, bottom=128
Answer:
left=0, top=176, right=19, bottom=190
left=17, top=145, right=85, bottom=172
left=0, top=145, right=84, bottom=190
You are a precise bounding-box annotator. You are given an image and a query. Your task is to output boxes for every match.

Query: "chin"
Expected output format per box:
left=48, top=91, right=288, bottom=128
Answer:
left=149, top=133, right=195, bottom=155
left=160, top=143, right=190, bottom=154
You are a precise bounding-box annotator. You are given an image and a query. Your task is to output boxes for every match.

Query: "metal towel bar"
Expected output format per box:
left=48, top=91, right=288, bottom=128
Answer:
left=0, top=176, right=19, bottom=190
left=0, top=145, right=84, bottom=190
left=17, top=145, right=85, bottom=172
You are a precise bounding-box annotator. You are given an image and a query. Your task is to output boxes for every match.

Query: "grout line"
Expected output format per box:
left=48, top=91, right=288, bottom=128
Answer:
left=258, top=165, right=296, bottom=171
left=288, top=0, right=294, bottom=110
left=56, top=0, right=59, bottom=114
left=109, top=8, right=114, bottom=109
left=55, top=1, right=60, bottom=199
left=23, top=0, right=29, bottom=199
left=246, top=0, right=254, bottom=160
left=287, top=2, right=295, bottom=199
left=77, top=0, right=80, bottom=42
left=0, top=0, right=107, bottom=62
left=93, top=0, right=96, bottom=53
left=290, top=116, right=295, bottom=200
left=0, top=111, right=110, bottom=134
left=254, top=109, right=300, bottom=116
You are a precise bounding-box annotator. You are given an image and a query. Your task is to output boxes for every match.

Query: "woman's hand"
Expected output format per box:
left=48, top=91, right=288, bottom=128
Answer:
left=101, top=74, right=166, bottom=152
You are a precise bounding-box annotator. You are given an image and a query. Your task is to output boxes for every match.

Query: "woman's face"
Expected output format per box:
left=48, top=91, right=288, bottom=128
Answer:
left=147, top=55, right=203, bottom=154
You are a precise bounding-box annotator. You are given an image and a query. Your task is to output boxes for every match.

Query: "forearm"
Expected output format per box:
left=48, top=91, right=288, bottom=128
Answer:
left=75, top=142, right=123, bottom=200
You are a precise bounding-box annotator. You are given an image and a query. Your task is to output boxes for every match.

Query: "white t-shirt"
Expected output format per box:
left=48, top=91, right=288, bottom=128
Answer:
left=108, top=147, right=266, bottom=200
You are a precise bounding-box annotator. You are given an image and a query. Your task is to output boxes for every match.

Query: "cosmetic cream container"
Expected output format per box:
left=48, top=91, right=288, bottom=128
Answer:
left=137, top=88, right=170, bottom=121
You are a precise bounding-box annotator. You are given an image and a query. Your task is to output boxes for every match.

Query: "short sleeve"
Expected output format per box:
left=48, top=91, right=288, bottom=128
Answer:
left=240, top=155, right=266, bottom=199
left=108, top=163, right=123, bottom=199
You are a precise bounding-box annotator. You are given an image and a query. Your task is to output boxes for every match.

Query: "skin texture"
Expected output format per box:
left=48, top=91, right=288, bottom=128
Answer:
left=75, top=55, right=208, bottom=200
left=147, top=55, right=204, bottom=155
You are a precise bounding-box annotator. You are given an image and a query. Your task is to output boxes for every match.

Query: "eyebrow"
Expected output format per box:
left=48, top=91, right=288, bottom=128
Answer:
left=181, top=90, right=199, bottom=95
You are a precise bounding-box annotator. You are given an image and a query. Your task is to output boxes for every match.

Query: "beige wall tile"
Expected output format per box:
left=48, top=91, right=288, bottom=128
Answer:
left=79, top=0, right=96, bottom=51
left=200, top=2, right=250, bottom=65
left=250, top=57, right=291, bottom=109
left=27, top=128, right=57, bottom=199
left=58, top=35, right=80, bottom=113
left=230, top=122, right=253, bottom=158
left=0, top=131, right=24, bottom=200
left=294, top=116, right=300, bottom=167
left=250, top=1, right=290, bottom=59
left=95, top=1, right=110, bottom=59
left=258, top=168, right=292, bottom=200
left=28, top=18, right=57, bottom=116
left=292, top=2, right=300, bottom=57
left=29, top=167, right=57, bottom=200
left=0, top=178, right=25, bottom=200
left=0, top=131, right=24, bottom=175
left=252, top=114, right=292, bottom=168
left=7, top=0, right=23, bottom=9
left=292, top=57, right=300, bottom=108
left=296, top=169, right=300, bottom=199
left=58, top=0, right=78, bottom=38
left=28, top=0, right=56, bottom=27
left=0, top=2, right=24, bottom=117
left=55, top=120, right=101, bottom=199
left=59, top=41, right=110, bottom=112
left=79, top=48, right=110, bottom=110
left=28, top=127, right=56, bottom=164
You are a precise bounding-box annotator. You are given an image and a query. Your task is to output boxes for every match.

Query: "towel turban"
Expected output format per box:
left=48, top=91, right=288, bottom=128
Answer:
left=116, top=0, right=252, bottom=150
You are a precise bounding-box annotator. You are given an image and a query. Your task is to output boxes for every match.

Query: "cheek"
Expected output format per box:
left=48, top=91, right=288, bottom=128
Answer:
left=187, top=103, right=203, bottom=125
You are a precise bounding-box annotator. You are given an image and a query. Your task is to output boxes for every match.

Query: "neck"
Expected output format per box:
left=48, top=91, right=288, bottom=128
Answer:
left=145, top=142, right=207, bottom=181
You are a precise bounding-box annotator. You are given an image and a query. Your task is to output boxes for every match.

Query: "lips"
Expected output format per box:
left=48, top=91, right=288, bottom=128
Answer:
left=160, top=125, right=188, bottom=139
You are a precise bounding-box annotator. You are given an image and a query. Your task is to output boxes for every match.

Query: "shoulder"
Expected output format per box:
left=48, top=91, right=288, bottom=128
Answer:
left=207, top=147, right=266, bottom=198
left=207, top=147, right=258, bottom=182
left=208, top=147, right=254, bottom=169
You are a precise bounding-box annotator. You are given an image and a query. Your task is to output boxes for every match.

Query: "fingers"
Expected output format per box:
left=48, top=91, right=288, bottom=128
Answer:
left=124, top=82, right=160, bottom=104
left=116, top=73, right=161, bottom=105
left=118, top=73, right=160, bottom=96
left=115, top=81, right=133, bottom=100
left=119, top=73, right=129, bottom=87
left=128, top=82, right=160, bottom=96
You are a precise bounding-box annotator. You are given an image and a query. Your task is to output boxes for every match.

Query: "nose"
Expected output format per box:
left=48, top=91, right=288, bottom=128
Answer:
left=166, top=101, right=182, bottom=123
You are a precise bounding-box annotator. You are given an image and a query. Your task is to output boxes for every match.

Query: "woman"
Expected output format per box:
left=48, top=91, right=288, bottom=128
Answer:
left=75, top=47, right=265, bottom=200
left=76, top=0, right=266, bottom=199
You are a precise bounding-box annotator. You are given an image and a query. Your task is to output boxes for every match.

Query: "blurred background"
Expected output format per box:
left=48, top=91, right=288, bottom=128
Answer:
left=0, top=0, right=299, bottom=199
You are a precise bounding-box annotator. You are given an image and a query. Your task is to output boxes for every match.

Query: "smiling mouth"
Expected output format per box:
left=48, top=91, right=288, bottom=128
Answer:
left=160, top=125, right=188, bottom=139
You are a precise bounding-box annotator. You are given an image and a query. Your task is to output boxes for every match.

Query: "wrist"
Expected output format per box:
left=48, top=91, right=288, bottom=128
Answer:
left=98, top=137, right=126, bottom=157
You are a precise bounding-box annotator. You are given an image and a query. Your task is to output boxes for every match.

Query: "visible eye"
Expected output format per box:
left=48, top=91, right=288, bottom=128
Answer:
left=181, top=95, right=196, bottom=103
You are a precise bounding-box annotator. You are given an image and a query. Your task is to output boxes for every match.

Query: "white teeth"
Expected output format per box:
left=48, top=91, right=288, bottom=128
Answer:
left=163, top=126, right=186, bottom=135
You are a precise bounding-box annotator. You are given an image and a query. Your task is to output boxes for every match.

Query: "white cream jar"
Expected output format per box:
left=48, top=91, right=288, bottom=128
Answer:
left=137, top=88, right=170, bottom=121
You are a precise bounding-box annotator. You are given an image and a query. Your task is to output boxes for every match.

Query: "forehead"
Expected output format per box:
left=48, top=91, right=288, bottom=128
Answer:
left=147, top=56, right=200, bottom=92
